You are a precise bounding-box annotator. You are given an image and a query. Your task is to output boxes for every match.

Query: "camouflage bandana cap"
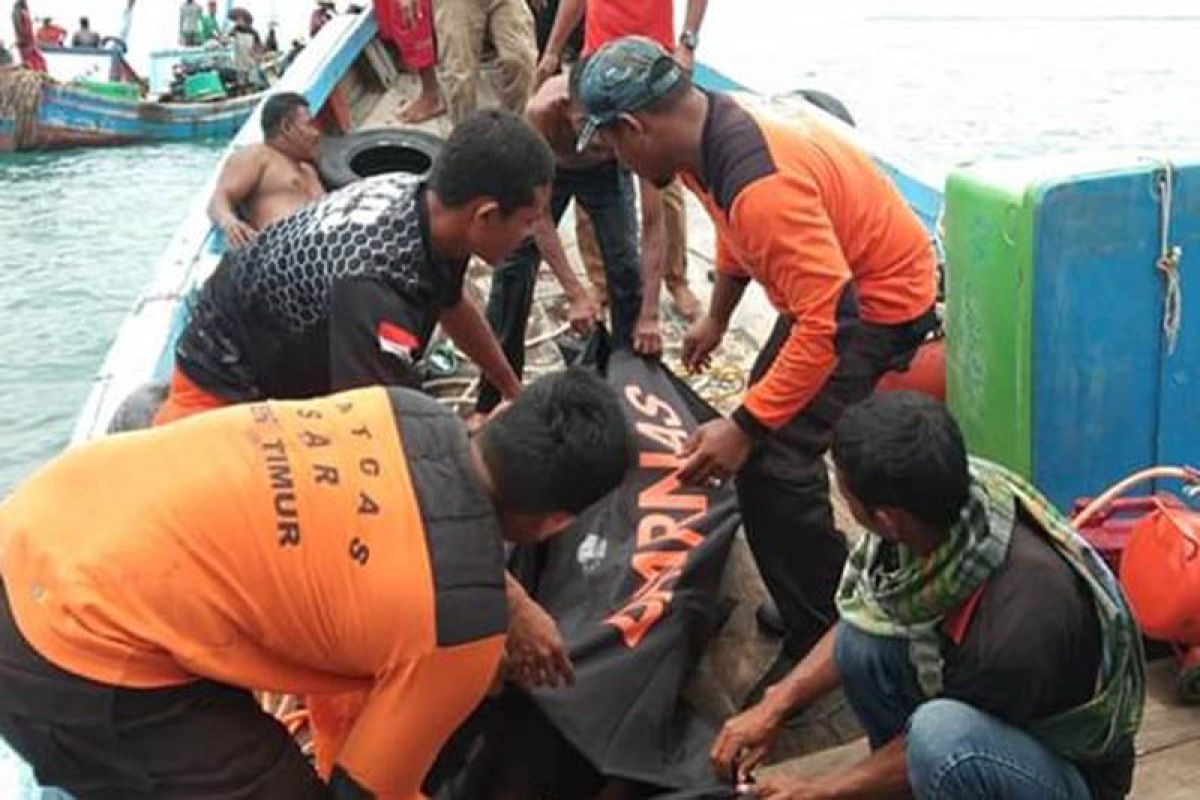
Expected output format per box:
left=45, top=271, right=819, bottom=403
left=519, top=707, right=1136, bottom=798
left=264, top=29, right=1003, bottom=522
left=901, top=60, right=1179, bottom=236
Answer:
left=573, top=35, right=687, bottom=153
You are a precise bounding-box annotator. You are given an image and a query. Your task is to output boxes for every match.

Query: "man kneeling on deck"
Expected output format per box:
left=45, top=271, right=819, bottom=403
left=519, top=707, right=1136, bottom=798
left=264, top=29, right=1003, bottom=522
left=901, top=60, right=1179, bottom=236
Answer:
left=0, top=369, right=635, bottom=799
left=711, top=392, right=1144, bottom=800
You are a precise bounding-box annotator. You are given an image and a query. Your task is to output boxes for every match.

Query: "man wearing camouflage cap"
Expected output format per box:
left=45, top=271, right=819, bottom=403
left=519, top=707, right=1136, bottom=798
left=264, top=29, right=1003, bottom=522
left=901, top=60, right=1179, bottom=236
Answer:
left=572, top=36, right=939, bottom=673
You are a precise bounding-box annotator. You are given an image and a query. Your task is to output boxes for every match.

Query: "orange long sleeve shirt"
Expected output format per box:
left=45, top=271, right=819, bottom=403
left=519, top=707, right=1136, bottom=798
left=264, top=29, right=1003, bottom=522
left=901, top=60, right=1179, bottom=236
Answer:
left=683, top=93, right=938, bottom=430
left=0, top=386, right=506, bottom=798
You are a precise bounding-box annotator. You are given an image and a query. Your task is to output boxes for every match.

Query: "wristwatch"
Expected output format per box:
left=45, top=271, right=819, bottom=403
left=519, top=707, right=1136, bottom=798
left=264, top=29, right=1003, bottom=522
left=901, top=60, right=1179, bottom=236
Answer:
left=679, top=29, right=699, bottom=50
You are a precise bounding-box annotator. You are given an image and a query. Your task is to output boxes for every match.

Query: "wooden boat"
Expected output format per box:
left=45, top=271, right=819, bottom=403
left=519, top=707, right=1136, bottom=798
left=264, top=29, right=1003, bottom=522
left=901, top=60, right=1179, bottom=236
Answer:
left=0, top=45, right=266, bottom=152
left=67, top=8, right=938, bottom=443
left=4, top=5, right=1194, bottom=798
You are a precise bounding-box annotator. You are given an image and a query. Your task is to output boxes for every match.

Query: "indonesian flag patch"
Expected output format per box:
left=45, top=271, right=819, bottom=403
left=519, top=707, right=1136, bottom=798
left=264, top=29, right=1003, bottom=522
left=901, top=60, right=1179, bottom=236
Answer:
left=377, top=320, right=419, bottom=364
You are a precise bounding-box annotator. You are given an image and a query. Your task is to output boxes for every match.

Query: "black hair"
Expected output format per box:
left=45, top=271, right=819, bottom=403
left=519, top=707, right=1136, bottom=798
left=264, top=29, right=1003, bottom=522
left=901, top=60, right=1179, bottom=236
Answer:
left=80, top=16, right=89, bottom=27
left=261, top=92, right=308, bottom=139
left=430, top=108, right=555, bottom=215
left=480, top=367, right=636, bottom=514
left=831, top=392, right=970, bottom=528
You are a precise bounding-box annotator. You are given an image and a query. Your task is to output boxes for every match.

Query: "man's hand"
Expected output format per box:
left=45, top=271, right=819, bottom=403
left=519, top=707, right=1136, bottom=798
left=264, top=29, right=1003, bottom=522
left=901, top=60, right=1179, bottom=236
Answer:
left=752, top=775, right=835, bottom=799
left=535, top=49, right=561, bottom=88
left=681, top=314, right=725, bottom=373
left=566, top=290, right=600, bottom=334
left=677, top=417, right=752, bottom=487
left=711, top=693, right=786, bottom=783
left=506, top=590, right=574, bottom=688
left=633, top=312, right=664, bottom=356
left=219, top=215, right=258, bottom=249
left=673, top=43, right=695, bottom=73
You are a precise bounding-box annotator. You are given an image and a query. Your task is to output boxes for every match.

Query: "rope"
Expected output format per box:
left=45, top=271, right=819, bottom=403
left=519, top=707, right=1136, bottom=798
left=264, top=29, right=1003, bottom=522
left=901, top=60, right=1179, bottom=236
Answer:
left=0, top=68, right=47, bottom=150
left=1153, top=163, right=1184, bottom=354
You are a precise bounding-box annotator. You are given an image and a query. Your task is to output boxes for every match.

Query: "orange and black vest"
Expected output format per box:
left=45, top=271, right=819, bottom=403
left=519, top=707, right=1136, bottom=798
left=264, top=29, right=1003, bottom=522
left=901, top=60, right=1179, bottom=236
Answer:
left=0, top=386, right=506, bottom=797
left=682, top=91, right=938, bottom=431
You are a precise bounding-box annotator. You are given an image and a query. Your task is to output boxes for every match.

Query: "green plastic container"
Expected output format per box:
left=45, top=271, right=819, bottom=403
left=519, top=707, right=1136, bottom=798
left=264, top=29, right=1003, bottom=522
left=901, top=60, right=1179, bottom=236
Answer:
left=76, top=79, right=140, bottom=102
left=944, top=160, right=1037, bottom=479
left=184, top=71, right=227, bottom=102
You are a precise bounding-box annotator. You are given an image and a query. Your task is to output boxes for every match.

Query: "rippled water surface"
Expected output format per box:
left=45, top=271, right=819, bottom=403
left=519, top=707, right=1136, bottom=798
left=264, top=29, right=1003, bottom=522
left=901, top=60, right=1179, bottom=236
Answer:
left=0, top=143, right=223, bottom=491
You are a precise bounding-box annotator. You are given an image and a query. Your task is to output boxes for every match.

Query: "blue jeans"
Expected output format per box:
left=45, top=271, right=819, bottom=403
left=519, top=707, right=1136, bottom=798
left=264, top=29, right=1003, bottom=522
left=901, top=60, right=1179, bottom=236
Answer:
left=477, top=160, right=641, bottom=412
left=833, top=622, right=1092, bottom=799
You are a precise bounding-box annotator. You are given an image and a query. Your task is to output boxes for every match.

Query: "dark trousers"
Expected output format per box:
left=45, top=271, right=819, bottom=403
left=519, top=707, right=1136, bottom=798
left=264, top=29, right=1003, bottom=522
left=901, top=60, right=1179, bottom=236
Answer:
left=477, top=160, right=641, bottom=412
left=736, top=304, right=937, bottom=659
left=0, top=584, right=327, bottom=800
left=534, top=0, right=583, bottom=58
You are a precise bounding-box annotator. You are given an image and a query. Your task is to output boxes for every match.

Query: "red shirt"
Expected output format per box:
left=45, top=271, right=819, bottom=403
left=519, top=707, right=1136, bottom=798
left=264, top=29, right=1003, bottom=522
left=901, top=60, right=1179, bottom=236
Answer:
left=584, top=0, right=674, bottom=54
left=35, top=23, right=64, bottom=47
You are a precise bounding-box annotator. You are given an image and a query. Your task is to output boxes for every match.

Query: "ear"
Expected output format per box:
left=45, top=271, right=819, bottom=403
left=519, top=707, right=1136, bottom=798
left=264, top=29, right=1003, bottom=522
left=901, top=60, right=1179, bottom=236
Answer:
left=471, top=197, right=502, bottom=225
left=615, top=112, right=647, bottom=138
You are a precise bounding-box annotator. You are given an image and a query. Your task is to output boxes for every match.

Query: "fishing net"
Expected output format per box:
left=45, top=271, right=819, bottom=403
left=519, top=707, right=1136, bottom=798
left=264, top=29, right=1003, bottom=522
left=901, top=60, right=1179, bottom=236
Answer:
left=0, top=69, right=47, bottom=150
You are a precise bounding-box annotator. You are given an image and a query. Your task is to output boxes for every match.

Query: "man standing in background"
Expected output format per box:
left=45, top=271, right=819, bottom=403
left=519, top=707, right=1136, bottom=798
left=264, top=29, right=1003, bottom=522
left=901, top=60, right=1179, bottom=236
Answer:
left=11, top=0, right=46, bottom=71
left=539, top=0, right=708, bottom=322
left=435, top=0, right=537, bottom=124
left=70, top=17, right=101, bottom=48
left=34, top=16, right=64, bottom=47
left=179, top=0, right=202, bottom=46
left=376, top=0, right=445, bottom=123
left=198, top=0, right=221, bottom=43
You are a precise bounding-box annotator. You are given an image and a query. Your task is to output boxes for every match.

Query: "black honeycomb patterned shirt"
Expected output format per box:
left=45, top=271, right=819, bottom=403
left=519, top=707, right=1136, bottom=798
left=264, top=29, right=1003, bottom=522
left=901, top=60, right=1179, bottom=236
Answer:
left=175, top=175, right=467, bottom=402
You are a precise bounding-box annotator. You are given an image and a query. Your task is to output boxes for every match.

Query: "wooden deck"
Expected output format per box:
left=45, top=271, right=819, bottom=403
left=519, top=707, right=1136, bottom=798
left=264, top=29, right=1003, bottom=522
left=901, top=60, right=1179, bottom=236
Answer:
left=345, top=55, right=1200, bottom=797
left=765, top=658, right=1200, bottom=798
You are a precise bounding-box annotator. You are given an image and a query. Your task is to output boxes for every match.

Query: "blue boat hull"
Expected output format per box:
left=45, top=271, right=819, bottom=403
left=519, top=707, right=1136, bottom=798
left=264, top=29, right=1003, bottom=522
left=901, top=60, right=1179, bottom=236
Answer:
left=0, top=82, right=262, bottom=152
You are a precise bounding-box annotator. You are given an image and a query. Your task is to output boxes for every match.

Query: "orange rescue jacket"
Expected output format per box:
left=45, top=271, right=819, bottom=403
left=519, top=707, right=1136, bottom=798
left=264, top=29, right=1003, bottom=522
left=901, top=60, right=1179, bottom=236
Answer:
left=0, top=386, right=507, bottom=798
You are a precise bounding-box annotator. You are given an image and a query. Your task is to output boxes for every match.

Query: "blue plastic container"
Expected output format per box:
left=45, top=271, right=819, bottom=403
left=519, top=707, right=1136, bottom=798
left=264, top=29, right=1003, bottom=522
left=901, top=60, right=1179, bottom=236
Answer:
left=946, top=154, right=1200, bottom=509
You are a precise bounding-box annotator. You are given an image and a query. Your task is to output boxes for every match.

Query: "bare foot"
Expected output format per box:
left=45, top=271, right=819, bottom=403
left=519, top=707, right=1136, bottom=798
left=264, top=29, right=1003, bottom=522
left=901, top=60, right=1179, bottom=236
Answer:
left=395, top=92, right=445, bottom=124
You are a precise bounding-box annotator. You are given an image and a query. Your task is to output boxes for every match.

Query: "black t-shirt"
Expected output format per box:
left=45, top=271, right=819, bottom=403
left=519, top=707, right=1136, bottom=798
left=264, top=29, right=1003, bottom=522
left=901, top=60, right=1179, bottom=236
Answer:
left=71, top=30, right=101, bottom=47
left=941, top=507, right=1134, bottom=799
left=176, top=175, right=467, bottom=402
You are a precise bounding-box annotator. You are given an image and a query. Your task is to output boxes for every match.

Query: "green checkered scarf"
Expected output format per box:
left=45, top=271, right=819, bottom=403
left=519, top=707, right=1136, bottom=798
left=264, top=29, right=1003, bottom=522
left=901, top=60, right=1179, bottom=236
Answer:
left=837, top=457, right=1144, bottom=761
left=836, top=458, right=1014, bottom=696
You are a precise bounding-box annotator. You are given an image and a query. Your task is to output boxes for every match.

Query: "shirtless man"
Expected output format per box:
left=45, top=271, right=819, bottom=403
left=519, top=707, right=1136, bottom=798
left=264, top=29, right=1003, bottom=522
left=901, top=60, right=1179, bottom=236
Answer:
left=476, top=71, right=666, bottom=413
left=207, top=91, right=325, bottom=248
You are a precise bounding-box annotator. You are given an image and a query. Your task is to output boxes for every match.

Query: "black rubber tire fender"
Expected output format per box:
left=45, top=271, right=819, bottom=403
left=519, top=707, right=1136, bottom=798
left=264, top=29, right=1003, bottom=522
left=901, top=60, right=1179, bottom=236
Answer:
left=317, top=127, right=445, bottom=191
left=794, top=89, right=855, bottom=127
left=106, top=380, right=169, bottom=433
